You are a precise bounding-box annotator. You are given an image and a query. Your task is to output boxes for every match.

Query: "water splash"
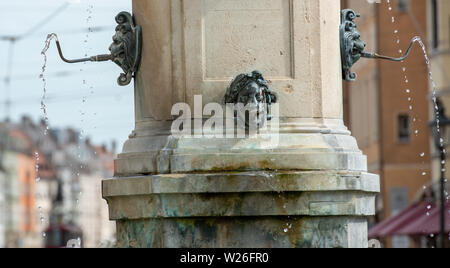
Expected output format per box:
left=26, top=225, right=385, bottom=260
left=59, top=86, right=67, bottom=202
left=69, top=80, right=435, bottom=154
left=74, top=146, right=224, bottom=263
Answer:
left=35, top=151, right=41, bottom=182
left=258, top=171, right=295, bottom=234
left=37, top=34, right=60, bottom=244
left=66, top=237, right=82, bottom=248
left=410, top=36, right=441, bottom=138
left=40, top=33, right=59, bottom=135
left=386, top=3, right=440, bottom=146
left=38, top=206, right=45, bottom=224
left=77, top=3, right=95, bottom=173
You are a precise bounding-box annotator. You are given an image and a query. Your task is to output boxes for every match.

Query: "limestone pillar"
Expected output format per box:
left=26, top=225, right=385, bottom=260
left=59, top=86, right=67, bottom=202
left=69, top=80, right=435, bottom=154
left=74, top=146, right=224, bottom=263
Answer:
left=103, top=0, right=380, bottom=248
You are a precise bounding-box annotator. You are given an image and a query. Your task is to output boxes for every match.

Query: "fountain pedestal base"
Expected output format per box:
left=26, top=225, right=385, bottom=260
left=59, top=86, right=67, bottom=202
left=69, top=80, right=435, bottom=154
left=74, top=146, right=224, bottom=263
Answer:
left=103, top=171, right=378, bottom=248
left=102, top=0, right=380, bottom=248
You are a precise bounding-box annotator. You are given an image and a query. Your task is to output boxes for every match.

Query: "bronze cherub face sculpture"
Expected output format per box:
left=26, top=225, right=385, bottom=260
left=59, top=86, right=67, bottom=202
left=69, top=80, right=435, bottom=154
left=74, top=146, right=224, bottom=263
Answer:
left=224, top=71, right=277, bottom=130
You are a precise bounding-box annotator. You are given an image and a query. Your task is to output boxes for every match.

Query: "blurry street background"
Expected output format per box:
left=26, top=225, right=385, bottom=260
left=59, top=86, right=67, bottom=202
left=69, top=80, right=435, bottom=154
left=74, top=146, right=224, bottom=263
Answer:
left=0, top=0, right=132, bottom=248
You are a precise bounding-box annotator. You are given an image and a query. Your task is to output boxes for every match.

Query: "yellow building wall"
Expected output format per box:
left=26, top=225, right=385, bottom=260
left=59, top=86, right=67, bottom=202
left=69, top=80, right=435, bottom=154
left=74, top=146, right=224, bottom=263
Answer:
left=430, top=0, right=450, bottom=184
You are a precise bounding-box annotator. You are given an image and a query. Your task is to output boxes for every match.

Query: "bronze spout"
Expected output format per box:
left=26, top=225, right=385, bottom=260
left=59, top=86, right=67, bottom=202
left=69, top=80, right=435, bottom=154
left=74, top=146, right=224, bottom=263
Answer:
left=55, top=39, right=112, bottom=64
left=360, top=37, right=420, bottom=62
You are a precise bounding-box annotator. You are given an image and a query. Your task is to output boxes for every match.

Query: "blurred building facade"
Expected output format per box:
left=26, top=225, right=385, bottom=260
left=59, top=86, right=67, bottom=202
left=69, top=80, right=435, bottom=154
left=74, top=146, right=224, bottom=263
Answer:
left=342, top=0, right=432, bottom=248
left=0, top=151, right=5, bottom=247
left=0, top=117, right=115, bottom=248
left=77, top=145, right=115, bottom=248
left=427, top=0, right=450, bottom=248
left=429, top=1, right=450, bottom=181
left=0, top=125, right=42, bottom=247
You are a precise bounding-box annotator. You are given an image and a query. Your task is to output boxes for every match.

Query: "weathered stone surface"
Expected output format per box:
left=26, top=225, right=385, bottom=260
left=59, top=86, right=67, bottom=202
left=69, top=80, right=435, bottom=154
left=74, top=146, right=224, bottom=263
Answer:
left=115, top=120, right=367, bottom=176
left=103, top=170, right=378, bottom=248
left=103, top=172, right=378, bottom=220
left=115, top=217, right=368, bottom=248
left=131, top=0, right=343, bottom=121
left=104, top=172, right=379, bottom=196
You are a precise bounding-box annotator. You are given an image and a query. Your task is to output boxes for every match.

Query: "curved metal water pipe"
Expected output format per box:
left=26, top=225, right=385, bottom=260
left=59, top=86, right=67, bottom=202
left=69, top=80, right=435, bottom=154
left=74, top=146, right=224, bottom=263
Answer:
left=55, top=40, right=112, bottom=63
left=360, top=38, right=418, bottom=62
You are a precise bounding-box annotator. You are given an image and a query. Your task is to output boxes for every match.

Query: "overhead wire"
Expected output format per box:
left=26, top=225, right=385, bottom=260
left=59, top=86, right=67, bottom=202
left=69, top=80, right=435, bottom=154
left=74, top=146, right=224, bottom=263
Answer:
left=1, top=3, right=71, bottom=120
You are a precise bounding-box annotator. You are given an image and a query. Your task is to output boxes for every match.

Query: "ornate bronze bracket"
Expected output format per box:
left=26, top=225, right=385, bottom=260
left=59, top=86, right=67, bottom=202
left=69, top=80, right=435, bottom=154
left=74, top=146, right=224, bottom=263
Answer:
left=340, top=9, right=365, bottom=81
left=53, top=11, right=142, bottom=86
left=340, top=9, right=419, bottom=82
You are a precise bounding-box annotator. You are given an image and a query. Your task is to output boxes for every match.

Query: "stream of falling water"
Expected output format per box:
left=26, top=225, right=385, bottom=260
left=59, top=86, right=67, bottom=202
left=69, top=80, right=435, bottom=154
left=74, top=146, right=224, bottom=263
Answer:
left=74, top=4, right=95, bottom=223
left=40, top=33, right=58, bottom=136
left=258, top=171, right=293, bottom=235
left=38, top=33, right=61, bottom=239
left=385, top=0, right=448, bottom=239
left=36, top=1, right=96, bottom=248
left=74, top=2, right=95, bottom=248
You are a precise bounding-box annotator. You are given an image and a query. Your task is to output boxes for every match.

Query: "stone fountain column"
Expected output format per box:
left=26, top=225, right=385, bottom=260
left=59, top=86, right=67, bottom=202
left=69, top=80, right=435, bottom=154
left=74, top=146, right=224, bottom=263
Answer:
left=102, top=0, right=379, bottom=248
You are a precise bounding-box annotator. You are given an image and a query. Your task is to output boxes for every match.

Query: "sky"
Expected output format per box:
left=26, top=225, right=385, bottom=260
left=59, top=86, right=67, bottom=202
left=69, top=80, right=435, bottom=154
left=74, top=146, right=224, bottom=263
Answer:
left=1, top=0, right=134, bottom=150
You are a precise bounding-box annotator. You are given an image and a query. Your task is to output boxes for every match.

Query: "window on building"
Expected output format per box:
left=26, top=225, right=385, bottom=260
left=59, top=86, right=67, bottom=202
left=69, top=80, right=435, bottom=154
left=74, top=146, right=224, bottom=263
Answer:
left=398, top=114, right=411, bottom=143
left=397, top=0, right=409, bottom=13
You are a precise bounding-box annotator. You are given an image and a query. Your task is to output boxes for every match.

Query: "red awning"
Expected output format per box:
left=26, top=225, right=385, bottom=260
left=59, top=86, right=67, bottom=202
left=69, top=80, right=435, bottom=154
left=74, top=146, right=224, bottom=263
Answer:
left=396, top=202, right=450, bottom=236
left=369, top=201, right=450, bottom=238
left=45, top=224, right=82, bottom=234
left=369, top=203, right=430, bottom=238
